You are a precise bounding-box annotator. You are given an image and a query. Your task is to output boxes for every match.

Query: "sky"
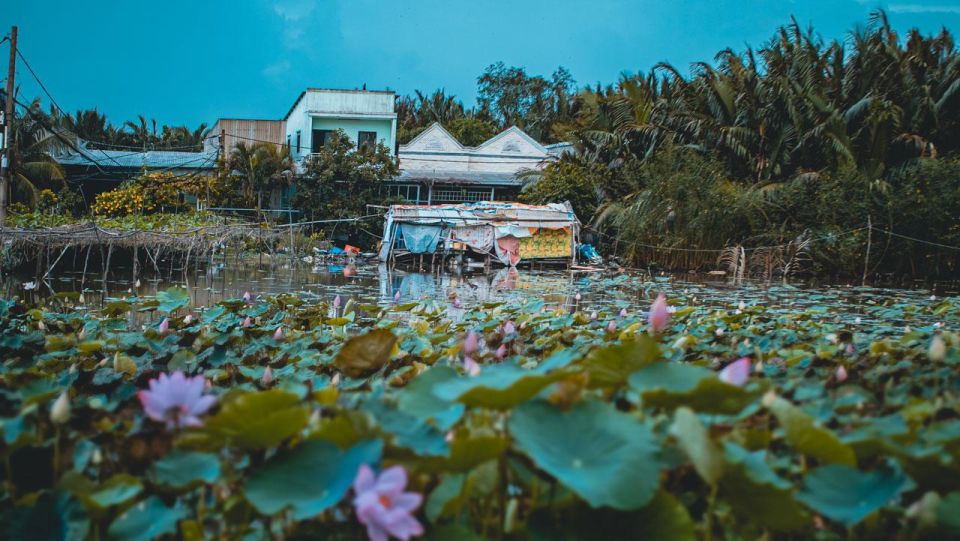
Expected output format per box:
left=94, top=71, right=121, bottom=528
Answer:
left=3, top=0, right=960, bottom=128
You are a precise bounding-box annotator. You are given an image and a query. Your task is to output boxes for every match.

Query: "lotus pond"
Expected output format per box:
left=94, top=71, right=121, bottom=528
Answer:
left=2, top=267, right=960, bottom=540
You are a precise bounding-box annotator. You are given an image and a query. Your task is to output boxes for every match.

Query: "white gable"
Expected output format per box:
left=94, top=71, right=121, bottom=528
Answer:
left=402, top=123, right=464, bottom=153
left=475, top=126, right=549, bottom=158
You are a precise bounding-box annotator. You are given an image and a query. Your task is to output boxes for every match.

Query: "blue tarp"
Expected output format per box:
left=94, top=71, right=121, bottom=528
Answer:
left=400, top=224, right=443, bottom=254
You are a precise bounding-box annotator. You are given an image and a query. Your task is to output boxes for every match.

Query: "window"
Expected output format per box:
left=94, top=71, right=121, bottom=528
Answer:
left=311, top=129, right=334, bottom=153
left=358, top=131, right=378, bottom=151
left=385, top=184, right=420, bottom=203
left=432, top=188, right=490, bottom=203
left=286, top=134, right=291, bottom=150
left=296, top=130, right=301, bottom=153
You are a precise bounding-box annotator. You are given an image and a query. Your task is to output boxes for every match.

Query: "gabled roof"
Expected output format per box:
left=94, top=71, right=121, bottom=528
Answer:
left=402, top=122, right=464, bottom=151
left=475, top=125, right=550, bottom=156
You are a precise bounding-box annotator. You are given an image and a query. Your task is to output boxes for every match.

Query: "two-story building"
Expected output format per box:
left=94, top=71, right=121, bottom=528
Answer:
left=283, top=88, right=397, bottom=163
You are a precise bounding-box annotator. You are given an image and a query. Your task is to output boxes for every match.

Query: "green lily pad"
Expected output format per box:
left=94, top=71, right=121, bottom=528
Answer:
left=670, top=407, right=724, bottom=485
left=797, top=464, right=912, bottom=526
left=150, top=450, right=221, bottom=489
left=156, top=287, right=190, bottom=313
left=89, top=474, right=143, bottom=508
left=509, top=400, right=660, bottom=510
left=629, top=362, right=757, bottom=414
left=244, top=438, right=382, bottom=519
left=582, top=336, right=659, bottom=389
left=107, top=496, right=186, bottom=541
left=4, top=491, right=89, bottom=541
left=766, top=395, right=856, bottom=466
left=433, top=361, right=570, bottom=409
left=396, top=366, right=465, bottom=430
left=334, top=329, right=397, bottom=378
left=188, top=390, right=309, bottom=450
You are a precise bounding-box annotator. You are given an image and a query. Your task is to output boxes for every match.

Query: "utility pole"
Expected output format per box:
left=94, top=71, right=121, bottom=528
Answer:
left=0, top=26, right=18, bottom=227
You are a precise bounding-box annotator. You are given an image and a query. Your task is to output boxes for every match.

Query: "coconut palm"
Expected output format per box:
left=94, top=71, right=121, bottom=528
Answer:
left=6, top=99, right=67, bottom=207
left=227, top=141, right=294, bottom=214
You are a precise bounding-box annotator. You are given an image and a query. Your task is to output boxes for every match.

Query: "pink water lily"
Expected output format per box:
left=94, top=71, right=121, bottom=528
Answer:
left=648, top=293, right=670, bottom=333
left=158, top=318, right=170, bottom=334
left=719, top=357, right=751, bottom=386
left=463, top=330, right=479, bottom=356
left=138, top=371, right=215, bottom=429
left=353, top=465, right=423, bottom=541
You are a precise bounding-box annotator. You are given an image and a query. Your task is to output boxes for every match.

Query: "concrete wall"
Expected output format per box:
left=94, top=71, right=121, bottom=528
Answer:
left=284, top=89, right=397, bottom=161
left=399, top=124, right=549, bottom=175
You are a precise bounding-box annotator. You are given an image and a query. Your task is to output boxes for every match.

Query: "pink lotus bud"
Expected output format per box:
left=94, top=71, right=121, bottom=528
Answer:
left=261, top=366, right=274, bottom=385
left=78, top=329, right=86, bottom=340
left=464, top=331, right=479, bottom=355
left=242, top=316, right=252, bottom=328
left=242, top=291, right=252, bottom=303
left=273, top=327, right=283, bottom=340
left=445, top=431, right=454, bottom=442
left=619, top=308, right=628, bottom=318
left=574, top=292, right=582, bottom=301
left=648, top=294, right=670, bottom=333
left=502, top=321, right=516, bottom=335
left=715, top=328, right=724, bottom=337
left=184, top=314, right=193, bottom=325
left=453, top=297, right=462, bottom=308
left=158, top=318, right=170, bottom=334
left=333, top=295, right=341, bottom=309
left=607, top=320, right=616, bottom=333
left=393, top=291, right=401, bottom=303
left=464, top=356, right=481, bottom=376
left=719, top=357, right=751, bottom=386
left=590, top=311, right=598, bottom=321
left=496, top=344, right=507, bottom=359
left=836, top=365, right=848, bottom=382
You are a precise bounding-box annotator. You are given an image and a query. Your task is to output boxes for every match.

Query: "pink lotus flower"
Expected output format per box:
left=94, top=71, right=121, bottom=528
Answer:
left=463, top=356, right=481, bottom=376
left=836, top=365, right=848, bottom=383
left=353, top=465, right=423, bottom=541
left=495, top=344, right=508, bottom=360
left=158, top=318, right=170, bottom=334
left=648, top=294, right=670, bottom=333
left=719, top=357, right=751, bottom=386
left=607, top=320, right=616, bottom=333
left=502, top=321, right=516, bottom=336
left=137, top=371, right=215, bottom=429
left=242, top=316, right=252, bottom=328
left=273, top=327, right=284, bottom=340
left=463, top=330, right=479, bottom=356
left=619, top=308, right=628, bottom=318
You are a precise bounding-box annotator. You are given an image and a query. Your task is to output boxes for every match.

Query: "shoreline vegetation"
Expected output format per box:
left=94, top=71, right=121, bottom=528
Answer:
left=1, top=280, right=958, bottom=539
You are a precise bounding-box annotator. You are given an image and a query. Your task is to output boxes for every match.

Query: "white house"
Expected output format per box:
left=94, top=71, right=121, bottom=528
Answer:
left=283, top=88, right=398, bottom=162
left=392, top=123, right=555, bottom=204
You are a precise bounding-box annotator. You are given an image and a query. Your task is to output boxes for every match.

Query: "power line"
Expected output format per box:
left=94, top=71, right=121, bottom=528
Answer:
left=15, top=48, right=66, bottom=118
left=871, top=226, right=960, bottom=252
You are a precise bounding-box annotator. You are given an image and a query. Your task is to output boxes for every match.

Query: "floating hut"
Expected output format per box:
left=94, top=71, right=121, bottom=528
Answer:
left=378, top=201, right=580, bottom=267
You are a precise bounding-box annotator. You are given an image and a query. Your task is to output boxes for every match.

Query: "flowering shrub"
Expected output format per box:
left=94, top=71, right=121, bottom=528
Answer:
left=91, top=185, right=151, bottom=216
left=2, top=283, right=960, bottom=539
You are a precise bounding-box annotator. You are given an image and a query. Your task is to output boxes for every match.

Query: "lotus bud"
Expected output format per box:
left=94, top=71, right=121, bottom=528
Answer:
left=273, top=327, right=283, bottom=340
left=91, top=448, right=102, bottom=465
left=464, top=331, right=479, bottom=355
left=242, top=291, right=252, bottom=303
left=607, top=320, right=616, bottom=333
left=495, top=344, right=508, bottom=360
left=715, top=328, right=724, bottom=337
left=38, top=320, right=47, bottom=331
left=261, top=366, right=274, bottom=385
left=393, top=290, right=401, bottom=303
left=590, top=311, right=598, bottom=321
left=158, top=318, right=170, bottom=334
left=184, top=314, right=193, bottom=325
left=762, top=390, right=777, bottom=408
left=445, top=431, right=455, bottom=442
left=242, top=316, right=252, bottom=328
left=754, top=360, right=764, bottom=373
left=905, top=326, right=911, bottom=333
left=930, top=336, right=947, bottom=362
left=930, top=295, right=937, bottom=301
left=502, top=321, right=516, bottom=335
left=453, top=297, right=462, bottom=308
left=854, top=316, right=862, bottom=324
left=648, top=293, right=670, bottom=333
left=738, top=300, right=746, bottom=311
left=78, top=293, right=85, bottom=304
left=135, top=279, right=141, bottom=288
left=464, top=356, right=481, bottom=376
left=333, top=295, right=341, bottom=309
left=836, top=365, right=848, bottom=382
left=619, top=308, right=628, bottom=318
left=574, top=292, right=581, bottom=301
left=50, top=391, right=70, bottom=424
left=719, top=357, right=750, bottom=386
left=332, top=373, right=341, bottom=386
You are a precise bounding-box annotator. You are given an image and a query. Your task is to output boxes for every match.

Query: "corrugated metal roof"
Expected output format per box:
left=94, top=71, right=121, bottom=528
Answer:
left=387, top=201, right=577, bottom=228
left=53, top=142, right=217, bottom=170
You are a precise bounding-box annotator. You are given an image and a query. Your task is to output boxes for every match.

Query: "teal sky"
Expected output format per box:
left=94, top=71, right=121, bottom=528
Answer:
left=4, top=0, right=959, bottom=128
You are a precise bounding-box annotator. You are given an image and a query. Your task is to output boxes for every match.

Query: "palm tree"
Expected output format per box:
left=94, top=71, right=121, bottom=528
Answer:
left=227, top=142, right=294, bottom=214
left=6, top=99, right=66, bottom=207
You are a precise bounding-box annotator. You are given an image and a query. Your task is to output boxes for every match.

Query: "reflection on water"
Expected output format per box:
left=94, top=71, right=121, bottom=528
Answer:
left=4, top=260, right=952, bottom=331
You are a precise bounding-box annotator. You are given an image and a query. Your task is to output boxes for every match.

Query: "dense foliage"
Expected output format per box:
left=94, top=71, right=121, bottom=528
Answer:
left=0, top=277, right=959, bottom=539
